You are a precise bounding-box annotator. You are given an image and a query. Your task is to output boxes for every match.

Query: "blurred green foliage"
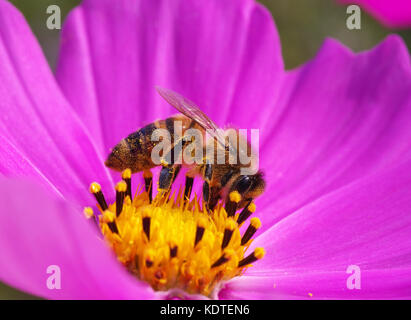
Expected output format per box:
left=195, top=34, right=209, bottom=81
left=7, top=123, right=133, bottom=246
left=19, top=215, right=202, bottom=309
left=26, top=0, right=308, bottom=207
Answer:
left=260, top=0, right=411, bottom=69
left=8, top=0, right=411, bottom=70
left=10, top=0, right=80, bottom=68
left=1, top=0, right=410, bottom=299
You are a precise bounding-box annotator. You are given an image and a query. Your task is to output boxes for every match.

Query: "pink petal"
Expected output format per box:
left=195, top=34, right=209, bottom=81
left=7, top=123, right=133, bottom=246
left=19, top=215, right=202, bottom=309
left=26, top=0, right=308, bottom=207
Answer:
left=0, top=178, right=156, bottom=299
left=256, top=35, right=411, bottom=231
left=0, top=135, right=64, bottom=199
left=0, top=0, right=114, bottom=205
left=220, top=159, right=411, bottom=299
left=339, top=0, right=411, bottom=28
left=56, top=0, right=283, bottom=154
left=220, top=269, right=411, bottom=300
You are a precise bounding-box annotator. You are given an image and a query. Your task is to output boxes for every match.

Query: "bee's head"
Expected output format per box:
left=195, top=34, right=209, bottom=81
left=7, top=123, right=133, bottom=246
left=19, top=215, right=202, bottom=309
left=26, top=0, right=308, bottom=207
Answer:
left=228, top=171, right=265, bottom=208
left=105, top=139, right=130, bottom=172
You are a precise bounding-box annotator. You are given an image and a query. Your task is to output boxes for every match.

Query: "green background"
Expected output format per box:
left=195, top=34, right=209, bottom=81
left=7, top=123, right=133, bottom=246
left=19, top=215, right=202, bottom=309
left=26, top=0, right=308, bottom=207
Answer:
left=1, top=0, right=410, bottom=299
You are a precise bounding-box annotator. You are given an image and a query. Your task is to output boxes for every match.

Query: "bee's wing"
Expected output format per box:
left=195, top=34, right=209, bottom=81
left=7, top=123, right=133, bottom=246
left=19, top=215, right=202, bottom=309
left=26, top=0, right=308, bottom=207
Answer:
left=156, top=86, right=229, bottom=149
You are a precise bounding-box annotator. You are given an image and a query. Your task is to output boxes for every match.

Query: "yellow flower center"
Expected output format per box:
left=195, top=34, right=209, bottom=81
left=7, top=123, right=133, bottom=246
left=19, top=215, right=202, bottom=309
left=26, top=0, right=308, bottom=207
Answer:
left=85, top=169, right=264, bottom=297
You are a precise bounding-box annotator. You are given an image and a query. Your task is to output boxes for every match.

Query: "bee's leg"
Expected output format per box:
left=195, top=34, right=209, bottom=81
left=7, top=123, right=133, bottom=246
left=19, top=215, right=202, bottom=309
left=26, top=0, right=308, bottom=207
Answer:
left=162, top=136, right=188, bottom=167
left=158, top=135, right=187, bottom=195
left=172, top=164, right=182, bottom=184
left=143, top=170, right=153, bottom=203
left=184, top=168, right=197, bottom=201
left=184, top=175, right=194, bottom=201
left=202, top=163, right=212, bottom=207
left=159, top=164, right=180, bottom=193
left=208, top=187, right=220, bottom=211
left=202, top=163, right=219, bottom=211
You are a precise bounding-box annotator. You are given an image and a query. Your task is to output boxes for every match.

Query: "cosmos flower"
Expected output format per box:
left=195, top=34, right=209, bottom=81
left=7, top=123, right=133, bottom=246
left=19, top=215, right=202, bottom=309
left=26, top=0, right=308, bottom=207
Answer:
left=0, top=0, right=411, bottom=299
left=339, top=0, right=411, bottom=28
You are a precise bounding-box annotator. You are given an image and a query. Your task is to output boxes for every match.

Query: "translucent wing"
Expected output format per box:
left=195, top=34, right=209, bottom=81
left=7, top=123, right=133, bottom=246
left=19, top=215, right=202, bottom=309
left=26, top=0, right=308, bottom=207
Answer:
left=156, top=86, right=229, bottom=150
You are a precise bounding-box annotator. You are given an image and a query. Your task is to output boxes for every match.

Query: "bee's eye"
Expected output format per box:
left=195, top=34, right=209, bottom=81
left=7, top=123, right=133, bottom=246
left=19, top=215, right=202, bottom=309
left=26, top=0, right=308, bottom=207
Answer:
left=236, top=175, right=252, bottom=193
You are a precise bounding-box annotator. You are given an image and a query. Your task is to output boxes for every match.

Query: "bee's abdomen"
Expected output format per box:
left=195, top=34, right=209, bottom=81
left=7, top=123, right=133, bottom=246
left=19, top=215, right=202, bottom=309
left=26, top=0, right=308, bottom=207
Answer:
left=126, top=123, right=156, bottom=156
left=124, top=116, right=192, bottom=172
left=123, top=122, right=158, bottom=172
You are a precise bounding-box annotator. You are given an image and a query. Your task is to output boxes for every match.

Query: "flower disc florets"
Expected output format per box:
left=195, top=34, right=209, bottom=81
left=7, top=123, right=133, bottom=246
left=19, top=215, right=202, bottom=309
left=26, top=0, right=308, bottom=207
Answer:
left=86, top=169, right=264, bottom=297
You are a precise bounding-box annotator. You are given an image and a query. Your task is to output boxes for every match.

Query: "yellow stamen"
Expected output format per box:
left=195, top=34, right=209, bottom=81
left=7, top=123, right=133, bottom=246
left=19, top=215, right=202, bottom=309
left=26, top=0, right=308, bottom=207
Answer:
left=83, top=207, right=94, bottom=219
left=122, top=168, right=132, bottom=180
left=225, top=218, right=237, bottom=230
left=250, top=217, right=261, bottom=229
left=122, top=169, right=133, bottom=200
left=101, top=210, right=115, bottom=223
left=229, top=191, right=241, bottom=203
left=254, top=247, right=265, bottom=259
left=87, top=172, right=264, bottom=297
left=237, top=201, right=256, bottom=225
left=248, top=202, right=256, bottom=213
left=226, top=191, right=242, bottom=217
left=115, top=181, right=127, bottom=192
left=238, top=247, right=265, bottom=267
left=90, top=182, right=101, bottom=193
left=241, top=217, right=261, bottom=246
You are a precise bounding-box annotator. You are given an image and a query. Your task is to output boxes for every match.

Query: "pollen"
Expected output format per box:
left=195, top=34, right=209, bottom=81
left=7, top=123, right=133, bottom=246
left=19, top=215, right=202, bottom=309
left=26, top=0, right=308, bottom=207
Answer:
left=87, top=171, right=264, bottom=297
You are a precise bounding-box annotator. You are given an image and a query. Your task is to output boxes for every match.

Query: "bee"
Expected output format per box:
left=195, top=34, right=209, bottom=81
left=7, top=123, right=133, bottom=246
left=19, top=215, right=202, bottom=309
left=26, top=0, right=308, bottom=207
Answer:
left=105, top=87, right=265, bottom=211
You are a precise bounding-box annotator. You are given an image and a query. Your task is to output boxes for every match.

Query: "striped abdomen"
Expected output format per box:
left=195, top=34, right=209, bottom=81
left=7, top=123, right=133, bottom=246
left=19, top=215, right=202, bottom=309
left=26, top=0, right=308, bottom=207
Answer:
left=105, top=115, right=198, bottom=173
